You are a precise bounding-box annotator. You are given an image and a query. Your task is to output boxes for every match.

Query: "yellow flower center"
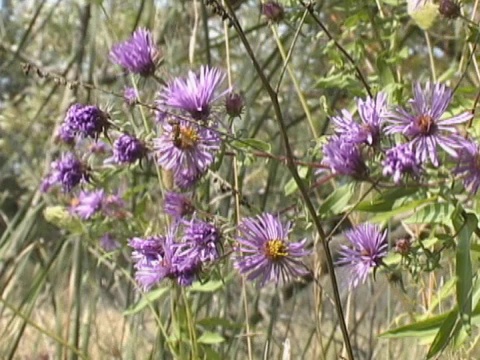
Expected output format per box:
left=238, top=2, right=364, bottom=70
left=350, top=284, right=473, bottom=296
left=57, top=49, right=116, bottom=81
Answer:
left=265, top=239, right=289, bottom=260
left=70, top=198, right=80, bottom=207
left=173, top=125, right=199, bottom=149
left=417, top=114, right=434, bottom=134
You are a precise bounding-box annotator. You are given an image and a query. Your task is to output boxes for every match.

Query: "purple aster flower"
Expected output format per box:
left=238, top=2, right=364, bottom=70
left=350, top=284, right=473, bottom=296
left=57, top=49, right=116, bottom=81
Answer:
left=385, top=82, right=472, bottom=166
left=383, top=143, right=422, bottom=183
left=159, top=66, right=226, bottom=121
left=110, top=28, right=160, bottom=76
left=129, top=230, right=201, bottom=290
left=56, top=123, right=76, bottom=145
left=164, top=192, right=194, bottom=219
left=154, top=118, right=221, bottom=189
left=453, top=141, right=480, bottom=194
left=113, top=134, right=147, bottom=164
left=70, top=189, right=104, bottom=219
left=322, top=137, right=368, bottom=178
left=42, top=152, right=89, bottom=192
left=100, top=233, right=120, bottom=252
left=332, top=92, right=387, bottom=145
left=178, top=219, right=221, bottom=264
left=129, top=235, right=173, bottom=291
left=64, top=103, right=110, bottom=139
left=124, top=87, right=138, bottom=106
left=336, top=223, right=388, bottom=289
left=234, top=213, right=310, bottom=286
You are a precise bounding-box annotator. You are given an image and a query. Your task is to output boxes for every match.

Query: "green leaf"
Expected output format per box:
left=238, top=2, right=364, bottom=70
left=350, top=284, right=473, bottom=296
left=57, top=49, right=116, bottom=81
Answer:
left=426, top=310, right=459, bottom=359
left=369, top=196, right=436, bottom=223
left=231, top=138, right=271, bottom=153
left=318, top=183, right=355, bottom=217
left=381, top=301, right=480, bottom=338
left=123, top=287, right=169, bottom=315
left=403, top=202, right=456, bottom=225
left=283, top=167, right=308, bottom=196
left=197, top=317, right=242, bottom=330
left=453, top=212, right=477, bottom=334
left=188, top=280, right=225, bottom=293
left=197, top=332, right=225, bottom=344
left=379, top=311, right=451, bottom=339
left=355, top=187, right=421, bottom=212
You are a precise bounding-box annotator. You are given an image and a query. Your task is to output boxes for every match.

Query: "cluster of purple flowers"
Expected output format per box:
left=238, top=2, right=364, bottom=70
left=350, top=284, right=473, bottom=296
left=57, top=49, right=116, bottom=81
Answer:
left=322, top=82, right=475, bottom=188
left=329, top=82, right=480, bottom=289
left=129, top=218, right=222, bottom=290
left=129, top=187, right=311, bottom=290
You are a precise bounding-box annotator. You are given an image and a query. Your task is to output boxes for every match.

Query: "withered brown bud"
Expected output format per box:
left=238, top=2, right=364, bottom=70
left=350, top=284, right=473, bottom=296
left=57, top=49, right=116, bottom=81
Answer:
left=225, top=92, right=245, bottom=118
left=395, top=238, right=411, bottom=255
left=439, top=0, right=461, bottom=19
left=261, top=1, right=284, bottom=23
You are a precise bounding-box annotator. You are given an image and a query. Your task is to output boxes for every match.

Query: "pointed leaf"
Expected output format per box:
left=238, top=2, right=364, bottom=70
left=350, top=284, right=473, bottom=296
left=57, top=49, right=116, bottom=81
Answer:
left=197, top=332, right=225, bottom=344
left=426, top=310, right=459, bottom=359
left=123, top=287, right=169, bottom=315
left=453, top=212, right=477, bottom=334
left=403, top=202, right=455, bottom=225
left=318, top=183, right=355, bottom=217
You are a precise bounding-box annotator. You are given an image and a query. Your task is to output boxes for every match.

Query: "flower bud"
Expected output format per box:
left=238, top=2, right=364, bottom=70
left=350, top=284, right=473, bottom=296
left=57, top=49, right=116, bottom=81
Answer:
left=225, top=92, right=245, bottom=118
left=261, top=1, right=284, bottom=23
left=395, top=238, right=411, bottom=255
left=439, top=0, right=460, bottom=19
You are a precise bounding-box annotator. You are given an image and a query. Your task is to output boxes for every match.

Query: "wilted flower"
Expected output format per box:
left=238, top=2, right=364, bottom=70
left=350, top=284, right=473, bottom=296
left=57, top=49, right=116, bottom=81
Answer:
left=234, top=213, right=310, bottom=286
left=453, top=141, right=480, bottom=194
left=88, top=141, right=109, bottom=154
left=113, top=134, right=147, bottom=164
left=102, top=193, right=126, bottom=218
left=385, top=82, right=472, bottom=166
left=159, top=66, right=226, bottom=121
left=154, top=118, right=221, bottom=188
left=383, top=143, right=422, bottom=183
left=124, top=87, right=138, bottom=106
left=69, top=190, right=125, bottom=219
left=336, top=223, right=388, bottom=289
left=332, top=92, right=388, bottom=146
left=110, top=28, right=160, bottom=76
left=41, top=152, right=89, bottom=193
left=70, top=189, right=104, bottom=219
left=64, top=103, right=110, bottom=140
left=100, top=233, right=120, bottom=252
left=322, top=137, right=368, bottom=178
left=164, top=192, right=194, bottom=219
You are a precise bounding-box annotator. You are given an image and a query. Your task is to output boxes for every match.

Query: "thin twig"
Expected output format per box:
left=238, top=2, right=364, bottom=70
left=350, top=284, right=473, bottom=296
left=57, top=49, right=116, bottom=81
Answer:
left=300, top=0, right=372, bottom=98
left=222, top=1, right=355, bottom=358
